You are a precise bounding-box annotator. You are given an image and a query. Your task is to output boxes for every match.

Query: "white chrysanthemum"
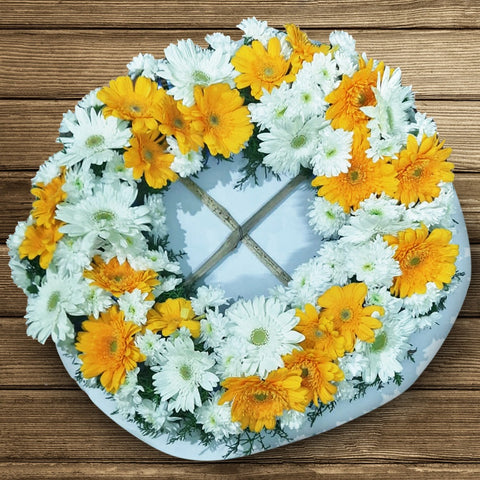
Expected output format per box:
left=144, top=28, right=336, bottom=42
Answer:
left=113, top=368, right=144, bottom=418
left=78, top=87, right=104, bottom=109
left=296, top=52, right=339, bottom=97
left=59, top=110, right=78, bottom=134
left=158, top=39, right=237, bottom=107
left=56, top=182, right=150, bottom=249
left=237, top=17, right=279, bottom=46
left=152, top=335, right=219, bottom=412
left=224, top=296, right=303, bottom=377
left=414, top=311, right=441, bottom=330
left=205, top=32, right=242, bottom=58
left=199, top=309, right=228, bottom=350
left=346, top=236, right=401, bottom=289
left=280, top=409, right=306, bottom=431
left=366, top=286, right=403, bottom=315
left=191, top=285, right=228, bottom=315
left=127, top=53, right=162, bottom=80
left=102, top=153, right=136, bottom=186
left=62, top=163, right=96, bottom=202
left=329, top=30, right=356, bottom=55
left=412, top=111, right=437, bottom=143
left=355, top=312, right=415, bottom=383
left=214, top=336, right=249, bottom=379
left=31, top=154, right=63, bottom=185
left=59, top=106, right=131, bottom=167
left=153, top=275, right=182, bottom=297
left=117, top=289, right=154, bottom=326
left=167, top=136, right=204, bottom=177
left=316, top=241, right=350, bottom=287
left=329, top=30, right=358, bottom=76
left=51, top=235, right=98, bottom=276
left=288, top=257, right=331, bottom=307
left=311, top=127, right=352, bottom=177
left=404, top=182, right=456, bottom=229
left=136, top=398, right=180, bottom=434
left=339, top=193, right=408, bottom=243
left=334, top=378, right=358, bottom=402
left=76, top=282, right=114, bottom=318
left=287, top=76, right=327, bottom=120
left=135, top=330, right=167, bottom=367
left=8, top=221, right=35, bottom=294
left=362, top=68, right=415, bottom=161
left=259, top=116, right=328, bottom=176
left=308, top=196, right=348, bottom=239
left=25, top=271, right=85, bottom=344
left=7, top=219, right=29, bottom=254
left=402, top=282, right=445, bottom=317
left=127, top=247, right=180, bottom=275
left=248, top=82, right=291, bottom=130
left=195, top=391, right=242, bottom=440
left=337, top=352, right=369, bottom=380
left=143, top=193, right=168, bottom=243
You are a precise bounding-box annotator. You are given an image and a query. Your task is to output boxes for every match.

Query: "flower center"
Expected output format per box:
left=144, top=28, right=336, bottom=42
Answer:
left=291, top=134, right=307, bottom=149
left=340, top=308, right=352, bottom=321
left=250, top=327, right=269, bottom=346
left=173, top=117, right=184, bottom=129
left=301, top=367, right=309, bottom=378
left=129, top=104, right=142, bottom=113
left=263, top=66, right=275, bottom=78
left=362, top=263, right=375, bottom=271
left=144, top=149, right=153, bottom=161
left=47, top=291, right=61, bottom=311
left=179, top=364, right=193, bottom=381
left=371, top=331, right=387, bottom=352
left=326, top=147, right=337, bottom=159
left=85, top=134, right=105, bottom=149
left=348, top=169, right=361, bottom=184
left=409, top=255, right=421, bottom=267
left=209, top=114, right=220, bottom=127
left=93, top=210, right=115, bottom=223
left=110, top=339, right=118, bottom=353
left=253, top=392, right=269, bottom=402
left=411, top=167, right=423, bottom=178
left=192, top=70, right=210, bottom=84
left=326, top=210, right=336, bottom=220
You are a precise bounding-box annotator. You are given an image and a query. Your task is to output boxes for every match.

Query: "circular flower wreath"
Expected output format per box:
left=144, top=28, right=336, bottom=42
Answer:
left=8, top=18, right=461, bottom=454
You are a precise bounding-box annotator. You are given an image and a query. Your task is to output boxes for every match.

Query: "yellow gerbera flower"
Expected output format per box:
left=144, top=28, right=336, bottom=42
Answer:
left=152, top=93, right=203, bottom=154
left=232, top=37, right=295, bottom=99
left=283, top=348, right=344, bottom=406
left=145, top=297, right=200, bottom=338
left=295, top=303, right=346, bottom=359
left=219, top=368, right=309, bottom=432
left=391, top=134, right=454, bottom=205
left=317, top=283, right=384, bottom=352
left=76, top=306, right=146, bottom=393
left=285, top=23, right=330, bottom=74
left=84, top=255, right=159, bottom=299
left=325, top=57, right=384, bottom=133
left=181, top=83, right=253, bottom=158
left=31, top=173, right=67, bottom=227
left=97, top=75, right=166, bottom=131
left=312, top=134, right=398, bottom=212
left=384, top=225, right=458, bottom=298
left=18, top=222, right=64, bottom=269
left=124, top=130, right=178, bottom=189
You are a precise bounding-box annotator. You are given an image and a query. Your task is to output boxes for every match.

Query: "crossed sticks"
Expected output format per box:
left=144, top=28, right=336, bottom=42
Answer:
left=179, top=173, right=310, bottom=288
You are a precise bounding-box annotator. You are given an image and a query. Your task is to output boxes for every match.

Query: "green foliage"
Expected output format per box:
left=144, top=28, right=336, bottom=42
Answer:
left=307, top=401, right=336, bottom=427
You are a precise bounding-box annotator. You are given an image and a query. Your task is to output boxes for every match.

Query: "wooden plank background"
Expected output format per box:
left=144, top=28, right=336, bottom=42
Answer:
left=1, top=1, right=479, bottom=478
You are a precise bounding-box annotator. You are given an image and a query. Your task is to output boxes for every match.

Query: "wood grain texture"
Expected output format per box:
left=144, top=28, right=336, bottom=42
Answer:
left=1, top=2, right=479, bottom=478
left=1, top=30, right=479, bottom=99
left=0, top=1, right=479, bottom=29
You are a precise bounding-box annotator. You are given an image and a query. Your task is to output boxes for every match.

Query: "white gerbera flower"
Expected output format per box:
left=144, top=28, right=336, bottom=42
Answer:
left=248, top=82, right=291, bottom=130
left=152, top=336, right=219, bottom=412
left=199, top=309, right=228, bottom=350
left=259, top=116, right=328, bottom=176
left=308, top=196, right=348, bottom=239
left=59, top=106, right=131, bottom=167
left=311, top=127, right=352, bottom=177
left=224, top=296, right=303, bottom=377
left=56, top=182, right=150, bottom=249
left=339, top=193, right=408, bottom=243
left=195, top=391, right=242, bottom=440
left=127, top=53, right=162, bottom=80
left=135, top=330, right=167, bottom=367
left=25, top=271, right=85, bottom=344
left=117, top=289, right=154, bottom=326
left=346, top=236, right=401, bottom=289
left=167, top=136, right=204, bottom=177
left=356, top=312, right=415, bottom=383
left=402, top=282, right=445, bottom=317
left=191, top=285, right=228, bottom=315
left=296, top=52, right=339, bottom=96
left=362, top=67, right=415, bottom=161
left=158, top=39, right=237, bottom=107
left=137, top=399, right=180, bottom=433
